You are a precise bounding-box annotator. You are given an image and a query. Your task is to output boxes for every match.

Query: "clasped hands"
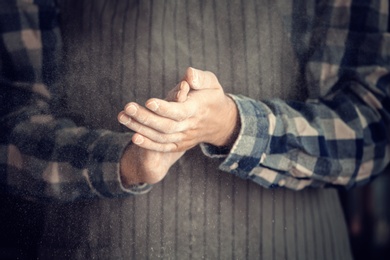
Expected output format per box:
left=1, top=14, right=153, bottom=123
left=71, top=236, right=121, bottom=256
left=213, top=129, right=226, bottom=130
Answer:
left=118, top=67, right=239, bottom=187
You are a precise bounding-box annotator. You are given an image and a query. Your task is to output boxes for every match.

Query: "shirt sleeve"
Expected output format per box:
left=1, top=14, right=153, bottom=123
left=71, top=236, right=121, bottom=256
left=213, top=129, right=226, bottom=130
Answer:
left=201, top=0, right=390, bottom=190
left=0, top=0, right=151, bottom=202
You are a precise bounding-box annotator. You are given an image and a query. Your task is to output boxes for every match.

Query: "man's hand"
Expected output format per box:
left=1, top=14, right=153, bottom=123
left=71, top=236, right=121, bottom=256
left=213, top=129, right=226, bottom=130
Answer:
left=120, top=67, right=240, bottom=153
left=117, top=80, right=190, bottom=186
left=119, top=144, right=184, bottom=186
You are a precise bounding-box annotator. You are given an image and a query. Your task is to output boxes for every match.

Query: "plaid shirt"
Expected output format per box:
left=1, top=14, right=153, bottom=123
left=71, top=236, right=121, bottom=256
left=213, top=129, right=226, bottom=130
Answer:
left=0, top=0, right=151, bottom=201
left=0, top=0, right=389, bottom=201
left=203, top=0, right=390, bottom=190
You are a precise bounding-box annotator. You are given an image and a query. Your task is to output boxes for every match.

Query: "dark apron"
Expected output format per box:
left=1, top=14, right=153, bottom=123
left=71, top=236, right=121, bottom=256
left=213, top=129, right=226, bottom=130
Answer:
left=2, top=1, right=353, bottom=259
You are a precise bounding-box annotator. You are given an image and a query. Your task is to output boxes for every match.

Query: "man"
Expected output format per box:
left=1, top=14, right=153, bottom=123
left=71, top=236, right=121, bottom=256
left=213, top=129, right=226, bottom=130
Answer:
left=1, top=0, right=388, bottom=259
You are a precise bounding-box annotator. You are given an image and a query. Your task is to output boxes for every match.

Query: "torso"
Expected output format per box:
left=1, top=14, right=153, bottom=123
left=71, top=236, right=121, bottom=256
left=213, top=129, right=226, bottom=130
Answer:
left=36, top=1, right=352, bottom=259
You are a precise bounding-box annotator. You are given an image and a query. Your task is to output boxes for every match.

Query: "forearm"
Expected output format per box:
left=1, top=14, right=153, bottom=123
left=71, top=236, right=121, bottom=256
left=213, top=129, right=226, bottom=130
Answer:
left=0, top=0, right=153, bottom=201
left=206, top=1, right=390, bottom=190
left=1, top=96, right=149, bottom=201
left=204, top=76, right=390, bottom=190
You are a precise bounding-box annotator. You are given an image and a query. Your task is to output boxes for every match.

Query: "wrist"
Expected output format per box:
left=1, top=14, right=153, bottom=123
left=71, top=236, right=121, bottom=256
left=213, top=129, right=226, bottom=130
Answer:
left=120, top=145, right=142, bottom=187
left=215, top=94, right=240, bottom=148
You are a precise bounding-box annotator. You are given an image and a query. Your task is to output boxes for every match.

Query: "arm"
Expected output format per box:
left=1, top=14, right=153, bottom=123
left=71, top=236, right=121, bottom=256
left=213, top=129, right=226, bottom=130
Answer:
left=118, top=82, right=189, bottom=185
left=122, top=2, right=390, bottom=190
left=0, top=0, right=156, bottom=202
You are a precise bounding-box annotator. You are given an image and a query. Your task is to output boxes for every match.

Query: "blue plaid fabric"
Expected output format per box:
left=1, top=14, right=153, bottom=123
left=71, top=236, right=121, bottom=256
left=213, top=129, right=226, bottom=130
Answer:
left=0, top=0, right=151, bottom=201
left=0, top=0, right=389, bottom=202
left=203, top=0, right=390, bottom=190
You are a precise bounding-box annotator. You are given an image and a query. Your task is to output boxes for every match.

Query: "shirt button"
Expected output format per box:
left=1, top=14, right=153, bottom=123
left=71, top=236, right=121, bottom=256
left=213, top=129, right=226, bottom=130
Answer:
left=278, top=179, right=286, bottom=186
left=230, top=162, right=239, bottom=170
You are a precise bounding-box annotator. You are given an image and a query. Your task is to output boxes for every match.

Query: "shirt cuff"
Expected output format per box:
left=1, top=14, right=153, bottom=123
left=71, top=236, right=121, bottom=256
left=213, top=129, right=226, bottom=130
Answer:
left=201, top=94, right=272, bottom=180
left=87, top=132, right=152, bottom=197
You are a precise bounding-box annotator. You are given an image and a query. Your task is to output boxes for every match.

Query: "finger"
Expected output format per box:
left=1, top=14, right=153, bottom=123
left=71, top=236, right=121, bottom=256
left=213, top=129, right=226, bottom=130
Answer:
left=120, top=114, right=186, bottom=143
left=183, top=67, right=220, bottom=90
left=122, top=102, right=194, bottom=134
left=176, top=81, right=190, bottom=102
left=124, top=102, right=162, bottom=126
left=132, top=133, right=179, bottom=152
left=118, top=111, right=131, bottom=125
left=165, top=82, right=182, bottom=102
left=145, top=98, right=198, bottom=121
left=164, top=81, right=189, bottom=103
left=132, top=133, right=194, bottom=152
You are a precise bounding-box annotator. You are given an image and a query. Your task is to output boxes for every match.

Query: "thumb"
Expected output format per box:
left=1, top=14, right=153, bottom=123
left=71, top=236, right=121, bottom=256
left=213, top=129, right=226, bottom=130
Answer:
left=183, top=67, right=221, bottom=90
left=165, top=81, right=190, bottom=102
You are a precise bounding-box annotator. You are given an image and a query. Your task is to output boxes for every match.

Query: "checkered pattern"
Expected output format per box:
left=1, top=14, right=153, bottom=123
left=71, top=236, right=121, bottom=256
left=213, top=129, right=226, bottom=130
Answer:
left=0, top=0, right=389, bottom=202
left=203, top=0, right=390, bottom=190
left=0, top=0, right=150, bottom=201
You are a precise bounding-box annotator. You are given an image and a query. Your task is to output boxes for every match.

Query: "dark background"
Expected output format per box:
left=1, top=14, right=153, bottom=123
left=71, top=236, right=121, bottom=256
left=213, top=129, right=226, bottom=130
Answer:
left=340, top=167, right=390, bottom=260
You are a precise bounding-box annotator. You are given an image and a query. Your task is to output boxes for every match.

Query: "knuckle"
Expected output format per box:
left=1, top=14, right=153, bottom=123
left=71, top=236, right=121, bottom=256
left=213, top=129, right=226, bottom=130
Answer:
left=124, top=120, right=134, bottom=129
left=176, top=113, right=187, bottom=122
left=136, top=124, right=145, bottom=134
left=140, top=114, right=150, bottom=125
left=172, top=143, right=180, bottom=152
left=165, top=122, right=178, bottom=134
left=156, top=134, right=168, bottom=143
left=158, top=143, right=175, bottom=153
left=157, top=106, right=169, bottom=117
left=160, top=143, right=170, bottom=153
left=175, top=133, right=183, bottom=143
left=187, top=119, right=198, bottom=131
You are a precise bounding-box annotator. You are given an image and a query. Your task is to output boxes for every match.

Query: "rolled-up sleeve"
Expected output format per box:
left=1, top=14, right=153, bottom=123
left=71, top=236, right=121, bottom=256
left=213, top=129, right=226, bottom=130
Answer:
left=202, top=0, right=390, bottom=190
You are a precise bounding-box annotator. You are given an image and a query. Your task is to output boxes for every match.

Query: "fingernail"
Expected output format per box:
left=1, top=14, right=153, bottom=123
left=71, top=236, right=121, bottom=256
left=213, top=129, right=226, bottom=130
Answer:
left=119, top=114, right=131, bottom=125
left=134, top=135, right=144, bottom=144
left=147, top=101, right=159, bottom=112
left=125, top=104, right=137, bottom=115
